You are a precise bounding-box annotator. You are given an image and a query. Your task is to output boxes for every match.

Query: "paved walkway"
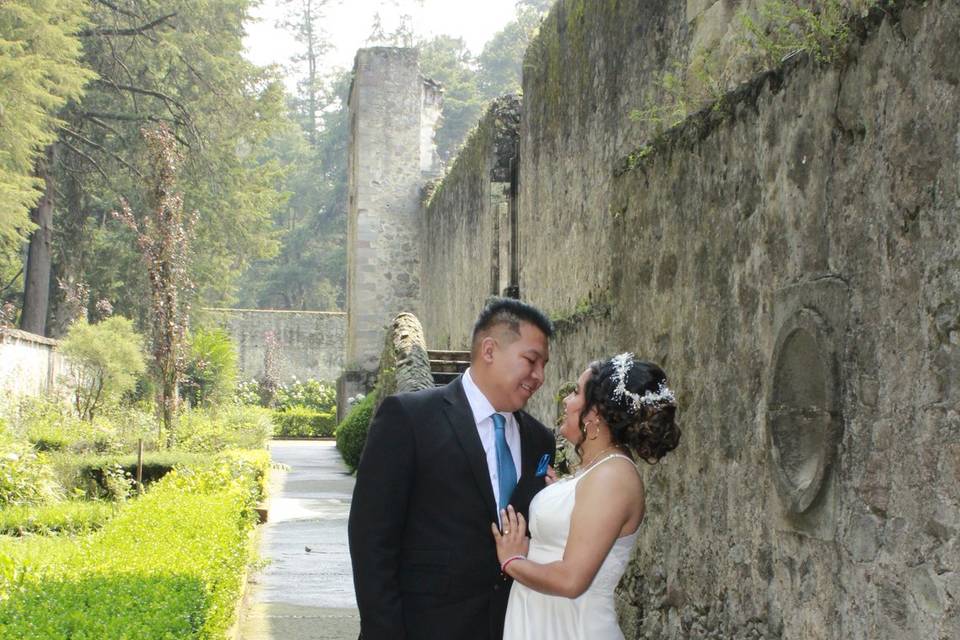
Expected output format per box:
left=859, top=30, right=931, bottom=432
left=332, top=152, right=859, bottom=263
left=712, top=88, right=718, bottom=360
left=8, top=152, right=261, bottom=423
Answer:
left=236, top=440, right=360, bottom=640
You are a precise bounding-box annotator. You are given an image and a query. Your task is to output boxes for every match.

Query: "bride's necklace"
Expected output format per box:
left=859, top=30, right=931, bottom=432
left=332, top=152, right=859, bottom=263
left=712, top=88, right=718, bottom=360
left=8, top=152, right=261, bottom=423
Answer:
left=576, top=444, right=621, bottom=475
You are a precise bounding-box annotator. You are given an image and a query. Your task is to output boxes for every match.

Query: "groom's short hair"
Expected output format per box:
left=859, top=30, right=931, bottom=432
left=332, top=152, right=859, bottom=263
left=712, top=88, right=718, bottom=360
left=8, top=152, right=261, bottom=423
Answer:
left=471, top=297, right=553, bottom=356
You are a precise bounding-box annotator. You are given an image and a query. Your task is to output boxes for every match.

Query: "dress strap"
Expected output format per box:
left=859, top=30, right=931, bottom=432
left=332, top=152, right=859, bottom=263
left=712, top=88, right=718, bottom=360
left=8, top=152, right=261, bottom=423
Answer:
left=576, top=453, right=639, bottom=480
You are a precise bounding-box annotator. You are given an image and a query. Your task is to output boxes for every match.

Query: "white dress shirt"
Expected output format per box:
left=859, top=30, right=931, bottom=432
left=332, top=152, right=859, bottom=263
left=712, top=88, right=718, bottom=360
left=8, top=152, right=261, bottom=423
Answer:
left=462, top=368, right=523, bottom=511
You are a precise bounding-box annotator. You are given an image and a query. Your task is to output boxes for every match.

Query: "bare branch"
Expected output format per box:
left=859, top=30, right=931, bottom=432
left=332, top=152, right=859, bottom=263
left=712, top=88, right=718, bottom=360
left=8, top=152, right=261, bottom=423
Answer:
left=61, top=127, right=145, bottom=179
left=93, top=80, right=189, bottom=116
left=79, top=13, right=176, bottom=37
left=59, top=140, right=112, bottom=184
left=85, top=115, right=122, bottom=137
left=91, top=0, right=140, bottom=20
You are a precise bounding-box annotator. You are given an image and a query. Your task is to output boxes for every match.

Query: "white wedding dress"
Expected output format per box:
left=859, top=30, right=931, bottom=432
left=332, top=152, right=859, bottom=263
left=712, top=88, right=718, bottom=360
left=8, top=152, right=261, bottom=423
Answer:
left=503, top=454, right=640, bottom=640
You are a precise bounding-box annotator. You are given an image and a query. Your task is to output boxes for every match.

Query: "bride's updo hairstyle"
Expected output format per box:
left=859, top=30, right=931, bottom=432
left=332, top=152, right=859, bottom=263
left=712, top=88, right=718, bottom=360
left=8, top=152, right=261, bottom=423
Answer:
left=579, top=353, right=681, bottom=464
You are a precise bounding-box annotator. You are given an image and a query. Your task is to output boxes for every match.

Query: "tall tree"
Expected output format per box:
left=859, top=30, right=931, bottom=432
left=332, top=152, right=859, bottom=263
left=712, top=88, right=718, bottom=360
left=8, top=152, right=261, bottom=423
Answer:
left=42, top=0, right=286, bottom=331
left=279, top=0, right=332, bottom=143
left=0, top=0, right=92, bottom=333
left=418, top=35, right=483, bottom=161
left=237, top=69, right=350, bottom=311
left=476, top=1, right=550, bottom=99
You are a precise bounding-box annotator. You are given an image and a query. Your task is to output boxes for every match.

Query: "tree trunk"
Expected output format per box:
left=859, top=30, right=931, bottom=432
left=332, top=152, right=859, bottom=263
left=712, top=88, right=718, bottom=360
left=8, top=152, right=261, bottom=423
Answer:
left=20, top=146, right=55, bottom=336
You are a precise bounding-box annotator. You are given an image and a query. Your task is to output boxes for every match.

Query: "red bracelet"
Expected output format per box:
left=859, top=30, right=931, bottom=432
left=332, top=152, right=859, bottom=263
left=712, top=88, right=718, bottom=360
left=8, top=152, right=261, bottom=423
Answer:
left=500, top=555, right=525, bottom=573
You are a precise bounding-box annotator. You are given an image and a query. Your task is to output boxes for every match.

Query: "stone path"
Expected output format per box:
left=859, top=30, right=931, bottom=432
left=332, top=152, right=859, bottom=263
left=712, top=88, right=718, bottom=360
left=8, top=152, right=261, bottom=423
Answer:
left=236, top=440, right=360, bottom=640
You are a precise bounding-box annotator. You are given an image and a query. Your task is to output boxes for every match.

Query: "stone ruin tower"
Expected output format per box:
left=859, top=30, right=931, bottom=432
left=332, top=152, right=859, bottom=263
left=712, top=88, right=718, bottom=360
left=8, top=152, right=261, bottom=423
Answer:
left=340, top=48, right=442, bottom=406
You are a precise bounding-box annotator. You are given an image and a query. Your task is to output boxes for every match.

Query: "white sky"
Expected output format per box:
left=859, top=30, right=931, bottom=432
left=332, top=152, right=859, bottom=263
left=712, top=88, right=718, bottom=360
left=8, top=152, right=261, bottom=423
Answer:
left=244, top=0, right=521, bottom=84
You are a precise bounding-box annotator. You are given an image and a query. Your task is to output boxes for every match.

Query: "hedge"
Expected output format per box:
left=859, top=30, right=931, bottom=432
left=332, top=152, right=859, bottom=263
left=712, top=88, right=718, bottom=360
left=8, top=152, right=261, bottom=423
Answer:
left=272, top=406, right=336, bottom=438
left=0, top=451, right=266, bottom=639
left=335, top=392, right=376, bottom=471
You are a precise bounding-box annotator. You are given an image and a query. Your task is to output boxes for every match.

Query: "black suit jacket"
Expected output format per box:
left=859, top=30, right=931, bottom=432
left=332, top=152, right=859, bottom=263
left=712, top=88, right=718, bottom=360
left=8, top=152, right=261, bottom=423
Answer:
left=348, top=376, right=556, bottom=640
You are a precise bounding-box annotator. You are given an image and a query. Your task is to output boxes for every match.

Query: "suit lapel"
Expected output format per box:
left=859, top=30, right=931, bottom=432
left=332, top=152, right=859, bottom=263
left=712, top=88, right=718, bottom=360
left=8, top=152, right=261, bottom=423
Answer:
left=443, top=378, right=498, bottom=520
left=514, top=411, right=539, bottom=480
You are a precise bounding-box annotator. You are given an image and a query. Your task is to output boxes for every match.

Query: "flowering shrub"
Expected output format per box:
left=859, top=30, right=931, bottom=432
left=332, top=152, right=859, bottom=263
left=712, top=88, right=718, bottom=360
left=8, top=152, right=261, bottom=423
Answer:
left=237, top=377, right=336, bottom=412
left=275, top=378, right=336, bottom=413
left=234, top=379, right=262, bottom=406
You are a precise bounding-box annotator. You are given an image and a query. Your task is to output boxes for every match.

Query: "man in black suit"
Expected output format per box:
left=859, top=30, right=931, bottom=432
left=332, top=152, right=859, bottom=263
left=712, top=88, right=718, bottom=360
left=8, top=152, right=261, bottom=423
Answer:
left=348, top=298, right=556, bottom=640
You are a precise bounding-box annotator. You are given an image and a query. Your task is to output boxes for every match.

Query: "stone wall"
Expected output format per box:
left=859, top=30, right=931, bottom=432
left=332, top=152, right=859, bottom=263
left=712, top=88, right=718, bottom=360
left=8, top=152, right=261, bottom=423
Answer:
left=515, top=2, right=960, bottom=638
left=419, top=96, right=521, bottom=349
left=205, top=308, right=346, bottom=384
left=0, top=328, right=67, bottom=400
left=415, top=0, right=960, bottom=638
left=346, top=48, right=443, bottom=372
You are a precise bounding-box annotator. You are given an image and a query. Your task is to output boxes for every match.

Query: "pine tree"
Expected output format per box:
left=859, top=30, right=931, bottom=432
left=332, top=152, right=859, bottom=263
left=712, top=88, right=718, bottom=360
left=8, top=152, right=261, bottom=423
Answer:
left=0, top=0, right=92, bottom=329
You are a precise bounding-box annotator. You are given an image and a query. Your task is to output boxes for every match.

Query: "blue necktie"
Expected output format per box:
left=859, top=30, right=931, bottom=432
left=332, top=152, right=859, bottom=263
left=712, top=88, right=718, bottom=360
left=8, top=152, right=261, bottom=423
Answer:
left=492, top=413, right=517, bottom=510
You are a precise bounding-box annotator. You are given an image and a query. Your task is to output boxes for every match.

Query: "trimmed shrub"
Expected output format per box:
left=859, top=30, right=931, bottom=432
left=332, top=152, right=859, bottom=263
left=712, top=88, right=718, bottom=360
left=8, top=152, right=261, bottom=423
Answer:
left=0, top=454, right=264, bottom=638
left=335, top=392, right=376, bottom=471
left=0, top=501, right=117, bottom=536
left=272, top=406, right=336, bottom=438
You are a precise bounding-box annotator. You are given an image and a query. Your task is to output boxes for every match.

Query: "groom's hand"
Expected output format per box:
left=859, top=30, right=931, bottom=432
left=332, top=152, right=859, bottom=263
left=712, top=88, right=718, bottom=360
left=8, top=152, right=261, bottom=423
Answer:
left=544, top=465, right=558, bottom=485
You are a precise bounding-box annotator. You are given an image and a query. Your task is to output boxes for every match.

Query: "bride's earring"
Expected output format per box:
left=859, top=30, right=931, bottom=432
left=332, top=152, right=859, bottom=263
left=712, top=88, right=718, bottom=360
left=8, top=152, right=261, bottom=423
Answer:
left=587, top=420, right=599, bottom=440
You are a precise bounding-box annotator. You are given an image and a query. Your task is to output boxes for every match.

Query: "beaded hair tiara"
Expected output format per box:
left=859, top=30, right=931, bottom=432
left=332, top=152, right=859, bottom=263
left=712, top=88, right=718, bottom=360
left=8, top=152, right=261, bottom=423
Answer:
left=610, top=352, right=676, bottom=414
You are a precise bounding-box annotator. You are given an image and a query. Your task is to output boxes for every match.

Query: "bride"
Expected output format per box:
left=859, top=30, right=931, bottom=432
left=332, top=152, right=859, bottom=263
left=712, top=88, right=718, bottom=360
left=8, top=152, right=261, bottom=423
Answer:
left=491, top=353, right=681, bottom=640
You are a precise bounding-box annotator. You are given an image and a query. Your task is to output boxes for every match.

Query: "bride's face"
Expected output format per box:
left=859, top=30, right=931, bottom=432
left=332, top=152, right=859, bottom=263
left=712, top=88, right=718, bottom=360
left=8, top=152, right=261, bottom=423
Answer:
left=560, top=368, right=595, bottom=442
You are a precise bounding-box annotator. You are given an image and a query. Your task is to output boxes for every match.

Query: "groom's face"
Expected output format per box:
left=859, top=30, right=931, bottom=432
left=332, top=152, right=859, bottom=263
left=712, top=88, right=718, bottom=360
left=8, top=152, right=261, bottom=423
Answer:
left=485, top=321, right=549, bottom=412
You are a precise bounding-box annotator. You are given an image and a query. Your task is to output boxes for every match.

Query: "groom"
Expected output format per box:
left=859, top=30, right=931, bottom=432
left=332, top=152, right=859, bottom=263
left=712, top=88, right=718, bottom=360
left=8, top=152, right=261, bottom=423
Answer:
left=348, top=297, right=556, bottom=640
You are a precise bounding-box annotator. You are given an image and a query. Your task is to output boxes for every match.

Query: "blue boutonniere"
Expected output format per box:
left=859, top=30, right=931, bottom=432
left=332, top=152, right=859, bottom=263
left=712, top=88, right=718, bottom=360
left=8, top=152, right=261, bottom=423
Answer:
left=535, top=454, right=550, bottom=477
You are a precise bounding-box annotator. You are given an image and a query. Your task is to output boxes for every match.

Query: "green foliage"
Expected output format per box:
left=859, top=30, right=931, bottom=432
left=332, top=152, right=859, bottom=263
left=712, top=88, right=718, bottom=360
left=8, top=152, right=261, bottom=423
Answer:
left=335, top=392, right=376, bottom=472
left=738, top=0, right=866, bottom=67
left=17, top=397, right=154, bottom=456
left=237, top=72, right=349, bottom=311
left=631, top=0, right=882, bottom=135
left=272, top=406, right=335, bottom=438
left=0, top=0, right=93, bottom=246
left=419, top=35, right=485, bottom=162
left=0, top=454, right=263, bottom=638
left=0, top=442, right=61, bottom=508
left=0, top=501, right=117, bottom=536
left=176, top=405, right=273, bottom=453
left=476, top=2, right=548, bottom=99
left=183, top=327, right=239, bottom=407
left=58, top=317, right=146, bottom=421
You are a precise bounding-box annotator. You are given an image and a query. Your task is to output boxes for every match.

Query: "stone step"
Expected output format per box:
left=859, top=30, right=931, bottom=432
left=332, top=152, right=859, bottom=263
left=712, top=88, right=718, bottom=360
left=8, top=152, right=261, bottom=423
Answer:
left=427, top=349, right=471, bottom=362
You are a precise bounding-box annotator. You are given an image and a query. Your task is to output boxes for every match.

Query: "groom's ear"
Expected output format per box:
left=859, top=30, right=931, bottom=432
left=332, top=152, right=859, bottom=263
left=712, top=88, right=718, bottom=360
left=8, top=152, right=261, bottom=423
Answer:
left=479, top=335, right=498, bottom=363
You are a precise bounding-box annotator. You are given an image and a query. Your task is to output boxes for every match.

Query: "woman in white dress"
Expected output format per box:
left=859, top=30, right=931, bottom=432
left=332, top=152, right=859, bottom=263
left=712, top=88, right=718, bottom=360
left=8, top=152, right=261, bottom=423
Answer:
left=492, top=353, right=681, bottom=640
